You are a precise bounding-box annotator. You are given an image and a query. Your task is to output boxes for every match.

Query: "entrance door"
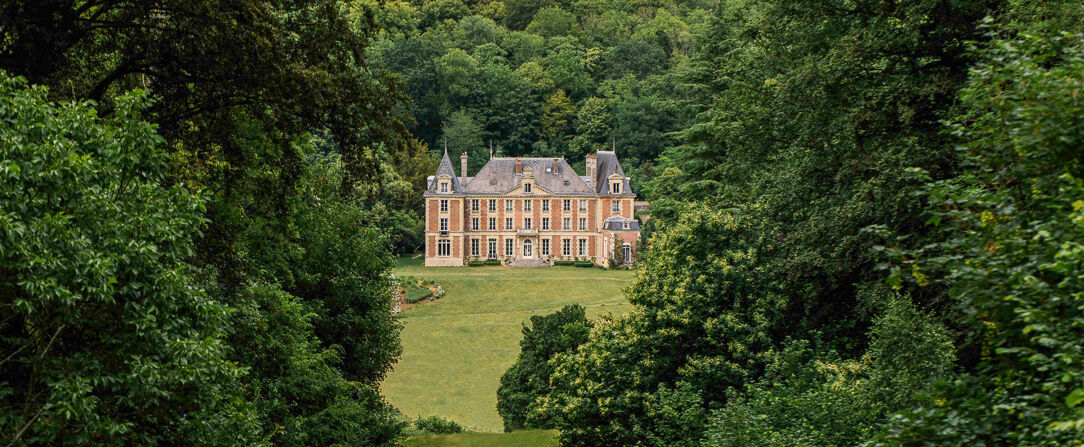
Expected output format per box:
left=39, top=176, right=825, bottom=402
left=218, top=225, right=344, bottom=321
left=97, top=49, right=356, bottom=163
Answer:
left=523, top=239, right=533, bottom=258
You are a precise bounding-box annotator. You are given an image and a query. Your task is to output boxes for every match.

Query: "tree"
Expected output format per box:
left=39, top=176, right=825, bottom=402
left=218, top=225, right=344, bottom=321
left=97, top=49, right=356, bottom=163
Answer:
left=442, top=109, right=486, bottom=166
left=497, top=305, right=593, bottom=432
left=540, top=89, right=577, bottom=142
left=526, top=6, right=577, bottom=38
left=0, top=74, right=261, bottom=446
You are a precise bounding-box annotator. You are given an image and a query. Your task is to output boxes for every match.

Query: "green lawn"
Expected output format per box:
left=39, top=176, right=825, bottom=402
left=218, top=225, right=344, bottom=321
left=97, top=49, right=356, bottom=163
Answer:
left=401, top=430, right=559, bottom=447
left=383, top=256, right=635, bottom=432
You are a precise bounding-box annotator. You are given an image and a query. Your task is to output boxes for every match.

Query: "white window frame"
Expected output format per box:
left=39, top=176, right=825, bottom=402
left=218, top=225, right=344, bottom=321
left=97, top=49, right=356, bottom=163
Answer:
left=579, top=217, right=587, bottom=231
left=563, top=217, right=570, bottom=230
left=488, top=238, right=497, bottom=258
left=489, top=200, right=496, bottom=212
left=541, top=239, right=550, bottom=255
left=440, top=218, right=448, bottom=232
left=579, top=199, right=587, bottom=211
left=505, top=238, right=514, bottom=256
left=524, top=217, right=532, bottom=229
left=471, top=217, right=479, bottom=231
left=441, top=182, right=448, bottom=193
left=438, top=239, right=451, bottom=257
left=524, top=199, right=532, bottom=211
left=542, top=200, right=550, bottom=211
left=562, top=238, right=571, bottom=256
left=578, top=238, right=587, bottom=256
left=471, top=238, right=479, bottom=256
left=612, top=201, right=620, bottom=213
left=440, top=199, right=448, bottom=212
left=505, top=199, right=513, bottom=212
left=505, top=217, right=513, bottom=230
left=563, top=199, right=571, bottom=211
left=471, top=199, right=479, bottom=212
left=524, top=183, right=532, bottom=193
left=542, top=217, right=550, bottom=230
left=489, top=217, right=496, bottom=230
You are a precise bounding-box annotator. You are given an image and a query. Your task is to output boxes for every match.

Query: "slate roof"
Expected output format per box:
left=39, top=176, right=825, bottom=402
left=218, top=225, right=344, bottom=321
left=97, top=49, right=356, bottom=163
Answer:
left=594, top=151, right=633, bottom=196
left=425, top=151, right=635, bottom=197
left=462, top=157, right=595, bottom=195
left=602, top=216, right=640, bottom=231
left=426, top=150, right=464, bottom=193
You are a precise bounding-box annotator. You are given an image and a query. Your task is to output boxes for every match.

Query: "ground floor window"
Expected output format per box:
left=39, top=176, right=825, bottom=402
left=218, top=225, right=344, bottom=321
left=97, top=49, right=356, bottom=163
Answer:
left=438, top=239, right=451, bottom=257
left=562, top=238, right=571, bottom=256
left=578, top=238, right=587, bottom=256
left=505, top=238, right=514, bottom=256
left=471, top=238, right=479, bottom=256
left=623, top=243, right=631, bottom=262
left=541, top=239, right=550, bottom=255
left=488, top=239, right=497, bottom=259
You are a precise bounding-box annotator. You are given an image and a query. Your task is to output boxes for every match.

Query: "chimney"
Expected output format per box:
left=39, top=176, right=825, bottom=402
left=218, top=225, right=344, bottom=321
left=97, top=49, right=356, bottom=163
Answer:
left=461, top=152, right=468, bottom=182
left=516, top=157, right=522, bottom=174
left=586, top=153, right=597, bottom=186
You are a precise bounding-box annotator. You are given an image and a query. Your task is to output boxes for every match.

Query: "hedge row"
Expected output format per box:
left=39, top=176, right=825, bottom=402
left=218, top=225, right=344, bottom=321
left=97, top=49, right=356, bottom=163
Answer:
left=553, top=260, right=596, bottom=267
left=468, top=260, right=502, bottom=266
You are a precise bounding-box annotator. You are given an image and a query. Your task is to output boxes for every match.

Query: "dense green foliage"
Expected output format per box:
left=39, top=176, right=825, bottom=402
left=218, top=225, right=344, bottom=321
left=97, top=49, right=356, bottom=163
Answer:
left=0, top=76, right=260, bottom=445
left=0, top=1, right=418, bottom=444
left=413, top=415, right=466, bottom=435
left=498, top=0, right=1084, bottom=445
left=497, top=305, right=593, bottom=431
left=363, top=0, right=702, bottom=188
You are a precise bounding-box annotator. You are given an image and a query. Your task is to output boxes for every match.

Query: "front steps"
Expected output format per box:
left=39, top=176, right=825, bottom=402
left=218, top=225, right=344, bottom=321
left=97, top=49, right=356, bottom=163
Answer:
left=506, top=258, right=549, bottom=267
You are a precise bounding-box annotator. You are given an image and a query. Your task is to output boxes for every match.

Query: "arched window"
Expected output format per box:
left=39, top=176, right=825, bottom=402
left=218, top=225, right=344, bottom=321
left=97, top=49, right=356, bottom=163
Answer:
left=523, top=239, right=533, bottom=258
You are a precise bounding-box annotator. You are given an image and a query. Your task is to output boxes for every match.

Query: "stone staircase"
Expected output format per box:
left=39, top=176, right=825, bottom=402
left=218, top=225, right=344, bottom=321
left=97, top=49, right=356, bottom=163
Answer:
left=506, top=258, right=550, bottom=268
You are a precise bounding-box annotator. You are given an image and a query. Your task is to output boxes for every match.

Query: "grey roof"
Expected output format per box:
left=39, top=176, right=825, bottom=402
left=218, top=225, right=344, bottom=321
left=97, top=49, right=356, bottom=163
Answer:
left=603, top=216, right=640, bottom=231
left=595, top=151, right=633, bottom=196
left=426, top=150, right=464, bottom=193
left=462, top=157, right=594, bottom=194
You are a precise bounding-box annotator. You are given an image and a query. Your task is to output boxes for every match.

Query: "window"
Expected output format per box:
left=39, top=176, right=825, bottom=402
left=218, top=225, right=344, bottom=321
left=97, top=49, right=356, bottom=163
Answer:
left=488, top=239, right=497, bottom=258
left=542, top=217, right=550, bottom=230
left=562, top=238, right=571, bottom=256
left=489, top=200, right=496, bottom=212
left=471, top=199, right=479, bottom=212
left=563, top=217, right=570, bottom=230
left=542, top=200, right=550, bottom=211
left=505, top=217, right=513, bottom=230
left=563, top=199, right=571, bottom=211
left=579, top=200, right=587, bottom=211
left=612, top=181, right=620, bottom=194
left=505, top=199, right=513, bottom=212
left=489, top=217, right=496, bottom=230
left=623, top=221, right=630, bottom=230
left=439, top=218, right=448, bottom=232
left=440, top=181, right=448, bottom=193
left=578, top=239, right=587, bottom=256
left=524, top=199, right=532, bottom=211
left=524, top=218, right=532, bottom=229
left=623, top=244, right=631, bottom=263
left=471, top=238, right=479, bottom=256
left=524, top=183, right=532, bottom=193
left=505, top=238, right=514, bottom=256
left=438, top=239, right=450, bottom=256
left=612, top=201, right=620, bottom=213
left=471, top=217, right=479, bottom=231
left=440, top=199, right=448, bottom=212
left=523, top=239, right=533, bottom=257
left=579, top=217, right=587, bottom=231
left=541, top=238, right=550, bottom=255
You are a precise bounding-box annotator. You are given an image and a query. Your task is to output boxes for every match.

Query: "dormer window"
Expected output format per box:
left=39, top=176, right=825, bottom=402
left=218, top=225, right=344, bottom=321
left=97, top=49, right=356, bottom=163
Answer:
left=441, top=181, right=449, bottom=193
left=611, top=181, right=621, bottom=194
left=524, top=182, right=532, bottom=193
left=623, top=222, right=630, bottom=230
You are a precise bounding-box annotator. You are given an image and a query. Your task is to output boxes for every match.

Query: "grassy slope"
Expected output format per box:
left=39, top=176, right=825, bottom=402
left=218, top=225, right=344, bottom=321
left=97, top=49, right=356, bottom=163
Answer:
left=384, top=256, right=635, bottom=432
left=401, top=430, right=559, bottom=447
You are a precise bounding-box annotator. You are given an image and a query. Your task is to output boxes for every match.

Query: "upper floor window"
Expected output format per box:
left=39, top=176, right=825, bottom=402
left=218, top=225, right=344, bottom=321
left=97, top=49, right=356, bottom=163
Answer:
left=524, top=218, right=532, bottom=229
left=505, top=199, right=513, bottom=212
left=489, top=200, right=496, bottom=212
left=471, top=199, right=479, bottom=212
left=611, top=181, right=621, bottom=194
left=440, top=218, right=448, bottom=231
left=612, top=201, right=620, bottom=213
left=563, top=217, right=571, bottom=230
left=563, top=199, right=571, bottom=211
left=542, top=200, right=550, bottom=211
left=471, top=217, right=479, bottom=231
left=440, top=200, right=448, bottom=212
left=524, top=183, right=532, bottom=193
left=579, top=200, right=587, bottom=211
left=505, top=217, right=513, bottom=230
left=542, top=217, right=550, bottom=230
left=524, top=200, right=533, bottom=211
left=488, top=217, right=496, bottom=230
left=579, top=217, right=587, bottom=231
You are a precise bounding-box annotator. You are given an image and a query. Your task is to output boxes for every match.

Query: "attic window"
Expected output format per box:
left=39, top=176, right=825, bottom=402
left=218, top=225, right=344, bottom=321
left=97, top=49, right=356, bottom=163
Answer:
left=563, top=180, right=570, bottom=186
left=489, top=179, right=497, bottom=185
left=545, top=167, right=552, bottom=173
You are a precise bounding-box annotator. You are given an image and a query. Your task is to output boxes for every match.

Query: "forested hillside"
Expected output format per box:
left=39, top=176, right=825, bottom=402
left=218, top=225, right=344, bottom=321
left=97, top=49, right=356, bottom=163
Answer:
left=359, top=0, right=704, bottom=191
left=2, top=0, right=1083, bottom=446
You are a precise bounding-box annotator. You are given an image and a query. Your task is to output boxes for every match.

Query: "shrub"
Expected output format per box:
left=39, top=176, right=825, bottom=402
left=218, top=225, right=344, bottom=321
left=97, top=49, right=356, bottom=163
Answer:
left=413, top=416, right=464, bottom=435
left=573, top=261, right=594, bottom=267
left=553, top=260, right=575, bottom=266
left=403, top=282, right=433, bottom=303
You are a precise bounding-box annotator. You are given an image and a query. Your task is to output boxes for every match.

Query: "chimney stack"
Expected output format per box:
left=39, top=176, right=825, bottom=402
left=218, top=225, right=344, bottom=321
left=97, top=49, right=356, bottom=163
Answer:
left=461, top=152, right=468, bottom=183
left=586, top=153, right=597, bottom=187
left=516, top=157, right=522, bottom=174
